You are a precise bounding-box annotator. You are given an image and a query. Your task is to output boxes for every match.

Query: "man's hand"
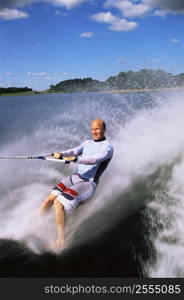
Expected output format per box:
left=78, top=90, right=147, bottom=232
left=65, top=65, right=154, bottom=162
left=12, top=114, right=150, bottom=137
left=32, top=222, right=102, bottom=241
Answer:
left=73, top=156, right=78, bottom=162
left=52, top=152, right=63, bottom=159
left=64, top=156, right=78, bottom=163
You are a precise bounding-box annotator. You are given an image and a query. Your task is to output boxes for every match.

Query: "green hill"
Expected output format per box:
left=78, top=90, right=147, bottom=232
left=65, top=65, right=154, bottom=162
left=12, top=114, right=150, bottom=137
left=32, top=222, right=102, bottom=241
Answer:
left=48, top=69, right=184, bottom=93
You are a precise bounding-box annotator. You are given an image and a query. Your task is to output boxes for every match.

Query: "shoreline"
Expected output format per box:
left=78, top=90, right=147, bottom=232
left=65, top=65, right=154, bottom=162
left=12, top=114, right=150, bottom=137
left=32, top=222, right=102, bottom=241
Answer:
left=101, top=86, right=184, bottom=94
left=1, top=86, right=184, bottom=97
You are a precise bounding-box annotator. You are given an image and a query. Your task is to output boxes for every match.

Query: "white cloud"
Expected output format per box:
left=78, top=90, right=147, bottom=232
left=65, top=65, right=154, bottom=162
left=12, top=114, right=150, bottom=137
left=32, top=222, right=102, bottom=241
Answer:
left=116, top=57, right=126, bottom=63
left=54, top=10, right=62, bottom=15
left=27, top=72, right=48, bottom=76
left=150, top=58, right=159, bottom=63
left=1, top=0, right=184, bottom=17
left=104, top=0, right=150, bottom=18
left=104, top=0, right=184, bottom=19
left=0, top=8, right=29, bottom=20
left=4, top=72, right=13, bottom=76
left=144, top=0, right=184, bottom=16
left=80, top=32, right=93, bottom=38
left=0, top=0, right=87, bottom=10
left=0, top=0, right=87, bottom=20
left=154, top=9, right=168, bottom=17
left=54, top=10, right=68, bottom=15
left=170, top=38, right=180, bottom=43
left=46, top=0, right=87, bottom=10
left=91, top=11, right=138, bottom=31
left=54, top=72, right=67, bottom=76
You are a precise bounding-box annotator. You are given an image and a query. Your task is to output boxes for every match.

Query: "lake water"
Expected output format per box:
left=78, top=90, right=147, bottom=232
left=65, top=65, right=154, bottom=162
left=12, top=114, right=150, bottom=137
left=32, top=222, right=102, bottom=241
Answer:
left=0, top=91, right=184, bottom=277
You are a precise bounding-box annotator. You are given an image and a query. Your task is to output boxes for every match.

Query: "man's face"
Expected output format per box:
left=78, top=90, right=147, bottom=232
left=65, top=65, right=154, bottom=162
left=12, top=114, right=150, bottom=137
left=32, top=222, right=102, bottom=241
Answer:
left=90, top=121, right=105, bottom=140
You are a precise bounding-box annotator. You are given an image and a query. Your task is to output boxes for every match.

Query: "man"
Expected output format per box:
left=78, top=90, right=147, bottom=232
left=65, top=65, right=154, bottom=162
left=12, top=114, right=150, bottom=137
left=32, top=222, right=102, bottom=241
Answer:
left=40, top=119, right=113, bottom=250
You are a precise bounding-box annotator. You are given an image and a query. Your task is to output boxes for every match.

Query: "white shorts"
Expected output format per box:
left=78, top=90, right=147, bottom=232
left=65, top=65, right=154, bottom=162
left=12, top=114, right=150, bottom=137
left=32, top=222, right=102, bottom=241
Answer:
left=51, top=174, right=96, bottom=215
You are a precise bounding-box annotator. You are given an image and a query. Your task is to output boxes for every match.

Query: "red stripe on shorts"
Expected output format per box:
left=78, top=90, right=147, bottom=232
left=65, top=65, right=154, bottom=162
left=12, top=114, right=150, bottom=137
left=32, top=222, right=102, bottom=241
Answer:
left=57, top=182, right=79, bottom=197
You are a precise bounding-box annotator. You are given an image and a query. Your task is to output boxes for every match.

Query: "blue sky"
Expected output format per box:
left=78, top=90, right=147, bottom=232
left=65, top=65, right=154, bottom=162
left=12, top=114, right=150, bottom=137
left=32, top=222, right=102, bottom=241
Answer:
left=0, top=0, right=184, bottom=91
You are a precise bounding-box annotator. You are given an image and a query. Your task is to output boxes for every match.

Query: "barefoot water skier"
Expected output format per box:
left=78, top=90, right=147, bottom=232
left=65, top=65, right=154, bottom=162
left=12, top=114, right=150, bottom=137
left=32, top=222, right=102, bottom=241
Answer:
left=40, top=119, right=113, bottom=250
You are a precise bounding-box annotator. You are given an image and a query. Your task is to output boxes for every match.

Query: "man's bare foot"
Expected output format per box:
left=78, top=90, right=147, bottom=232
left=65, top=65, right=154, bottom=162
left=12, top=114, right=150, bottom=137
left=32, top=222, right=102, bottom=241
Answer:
left=50, top=239, right=64, bottom=253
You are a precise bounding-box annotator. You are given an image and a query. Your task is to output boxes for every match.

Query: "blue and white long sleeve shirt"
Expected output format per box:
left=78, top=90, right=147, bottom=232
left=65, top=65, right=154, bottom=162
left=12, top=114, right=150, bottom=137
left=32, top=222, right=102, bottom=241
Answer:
left=62, top=137, right=113, bottom=183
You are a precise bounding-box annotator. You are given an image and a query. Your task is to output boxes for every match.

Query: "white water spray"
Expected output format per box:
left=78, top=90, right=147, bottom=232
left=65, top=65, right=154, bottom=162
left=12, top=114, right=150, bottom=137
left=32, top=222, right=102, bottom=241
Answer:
left=0, top=91, right=184, bottom=277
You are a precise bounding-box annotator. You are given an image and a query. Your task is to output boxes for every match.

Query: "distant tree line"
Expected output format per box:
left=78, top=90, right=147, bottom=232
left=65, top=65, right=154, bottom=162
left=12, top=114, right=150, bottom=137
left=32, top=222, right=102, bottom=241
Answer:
left=0, top=87, right=32, bottom=94
left=1, top=70, right=184, bottom=95
left=106, top=69, right=184, bottom=89
left=48, top=69, right=184, bottom=93
left=49, top=78, right=102, bottom=93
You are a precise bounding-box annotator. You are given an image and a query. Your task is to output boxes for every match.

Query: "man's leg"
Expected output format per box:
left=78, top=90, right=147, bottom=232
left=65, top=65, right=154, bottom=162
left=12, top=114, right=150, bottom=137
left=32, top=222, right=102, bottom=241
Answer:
left=40, top=193, right=57, bottom=213
left=53, top=199, right=65, bottom=249
left=41, top=175, right=71, bottom=215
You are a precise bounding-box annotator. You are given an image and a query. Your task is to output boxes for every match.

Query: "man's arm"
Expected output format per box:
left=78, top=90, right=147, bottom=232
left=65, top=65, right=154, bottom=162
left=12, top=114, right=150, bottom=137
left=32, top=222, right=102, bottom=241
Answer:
left=53, top=143, right=84, bottom=159
left=78, top=145, right=113, bottom=165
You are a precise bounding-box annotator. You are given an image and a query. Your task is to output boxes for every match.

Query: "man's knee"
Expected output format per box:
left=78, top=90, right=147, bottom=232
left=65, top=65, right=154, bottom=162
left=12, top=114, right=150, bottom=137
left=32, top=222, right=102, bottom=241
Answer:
left=54, top=198, right=64, bottom=210
left=49, top=193, right=57, bottom=201
left=40, top=193, right=57, bottom=213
